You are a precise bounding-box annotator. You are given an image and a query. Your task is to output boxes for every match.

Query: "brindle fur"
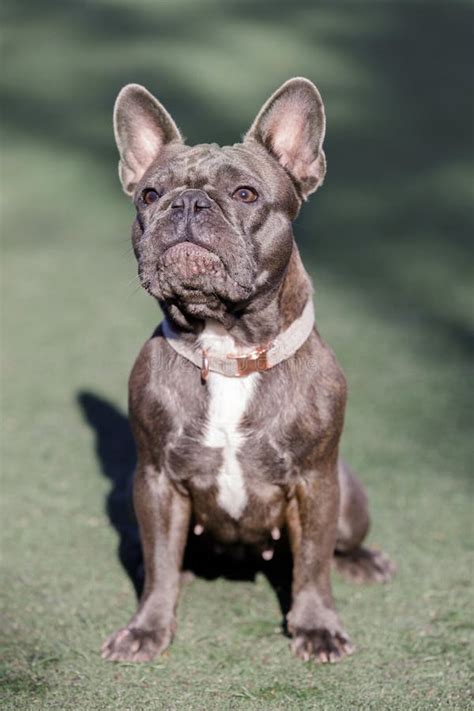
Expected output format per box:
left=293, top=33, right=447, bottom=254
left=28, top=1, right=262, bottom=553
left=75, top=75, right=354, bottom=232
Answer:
left=101, top=78, right=395, bottom=664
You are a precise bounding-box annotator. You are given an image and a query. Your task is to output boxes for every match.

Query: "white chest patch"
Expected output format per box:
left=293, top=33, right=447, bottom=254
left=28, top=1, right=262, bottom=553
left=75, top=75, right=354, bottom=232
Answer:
left=200, top=322, right=259, bottom=519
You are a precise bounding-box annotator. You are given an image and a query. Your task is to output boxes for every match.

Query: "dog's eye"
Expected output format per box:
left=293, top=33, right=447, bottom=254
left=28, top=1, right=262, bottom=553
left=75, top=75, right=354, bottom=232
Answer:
left=142, top=188, right=160, bottom=205
left=232, top=186, right=258, bottom=203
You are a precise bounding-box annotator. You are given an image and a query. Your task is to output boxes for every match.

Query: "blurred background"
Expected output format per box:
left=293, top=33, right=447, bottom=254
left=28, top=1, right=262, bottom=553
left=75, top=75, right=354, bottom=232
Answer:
left=2, top=1, right=473, bottom=709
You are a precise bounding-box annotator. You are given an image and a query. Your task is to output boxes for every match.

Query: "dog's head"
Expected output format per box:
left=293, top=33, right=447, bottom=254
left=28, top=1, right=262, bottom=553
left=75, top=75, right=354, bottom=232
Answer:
left=114, top=78, right=326, bottom=328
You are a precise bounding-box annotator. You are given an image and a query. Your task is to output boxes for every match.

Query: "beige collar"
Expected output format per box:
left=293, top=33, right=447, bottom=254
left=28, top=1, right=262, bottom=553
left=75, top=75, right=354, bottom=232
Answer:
left=162, top=298, right=315, bottom=380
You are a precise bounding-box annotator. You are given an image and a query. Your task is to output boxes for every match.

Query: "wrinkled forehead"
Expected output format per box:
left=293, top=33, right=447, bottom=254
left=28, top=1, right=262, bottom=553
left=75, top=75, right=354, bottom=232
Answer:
left=146, top=142, right=292, bottom=198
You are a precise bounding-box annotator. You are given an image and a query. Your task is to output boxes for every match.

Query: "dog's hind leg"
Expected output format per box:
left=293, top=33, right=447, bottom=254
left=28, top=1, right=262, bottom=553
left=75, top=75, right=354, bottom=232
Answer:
left=333, top=459, right=395, bottom=583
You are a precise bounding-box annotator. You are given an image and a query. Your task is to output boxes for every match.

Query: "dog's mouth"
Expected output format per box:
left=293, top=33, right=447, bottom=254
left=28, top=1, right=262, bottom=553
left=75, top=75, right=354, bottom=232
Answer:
left=160, top=242, right=224, bottom=281
left=138, top=238, right=256, bottom=324
left=142, top=240, right=252, bottom=295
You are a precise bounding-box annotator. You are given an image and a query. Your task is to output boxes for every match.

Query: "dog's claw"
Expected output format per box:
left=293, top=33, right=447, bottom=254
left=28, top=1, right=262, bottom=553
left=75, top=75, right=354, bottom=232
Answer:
left=291, top=628, right=354, bottom=664
left=334, top=546, right=396, bottom=584
left=101, top=626, right=171, bottom=663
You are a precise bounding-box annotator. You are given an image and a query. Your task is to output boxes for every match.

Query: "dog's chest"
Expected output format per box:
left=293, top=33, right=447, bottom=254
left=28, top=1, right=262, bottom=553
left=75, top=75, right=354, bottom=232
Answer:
left=198, top=323, right=259, bottom=519
left=203, top=370, right=258, bottom=519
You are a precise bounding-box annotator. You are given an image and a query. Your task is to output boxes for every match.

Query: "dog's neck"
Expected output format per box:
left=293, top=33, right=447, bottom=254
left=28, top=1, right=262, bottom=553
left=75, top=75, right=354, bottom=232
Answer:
left=163, top=245, right=313, bottom=350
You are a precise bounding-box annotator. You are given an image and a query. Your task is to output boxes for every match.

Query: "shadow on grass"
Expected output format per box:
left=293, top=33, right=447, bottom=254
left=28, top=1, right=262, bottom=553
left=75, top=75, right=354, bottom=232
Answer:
left=77, top=390, right=293, bottom=627
left=77, top=392, right=142, bottom=596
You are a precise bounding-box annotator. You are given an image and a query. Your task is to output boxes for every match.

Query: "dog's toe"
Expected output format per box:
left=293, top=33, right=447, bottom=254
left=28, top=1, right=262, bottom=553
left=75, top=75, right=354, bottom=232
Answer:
left=291, top=628, right=354, bottom=664
left=101, top=626, right=170, bottom=663
left=333, top=546, right=396, bottom=584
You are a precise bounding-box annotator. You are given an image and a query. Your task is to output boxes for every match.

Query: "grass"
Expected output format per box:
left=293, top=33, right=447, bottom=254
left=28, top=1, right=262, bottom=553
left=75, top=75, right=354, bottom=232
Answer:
left=1, top=0, right=473, bottom=708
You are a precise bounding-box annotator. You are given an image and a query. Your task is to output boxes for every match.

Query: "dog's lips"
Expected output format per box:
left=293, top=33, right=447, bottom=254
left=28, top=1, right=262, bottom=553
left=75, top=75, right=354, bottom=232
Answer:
left=160, top=242, right=224, bottom=279
left=140, top=238, right=255, bottom=309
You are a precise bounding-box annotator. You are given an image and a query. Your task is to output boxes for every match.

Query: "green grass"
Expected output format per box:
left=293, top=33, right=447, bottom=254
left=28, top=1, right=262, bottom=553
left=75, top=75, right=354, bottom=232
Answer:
left=2, top=1, right=473, bottom=709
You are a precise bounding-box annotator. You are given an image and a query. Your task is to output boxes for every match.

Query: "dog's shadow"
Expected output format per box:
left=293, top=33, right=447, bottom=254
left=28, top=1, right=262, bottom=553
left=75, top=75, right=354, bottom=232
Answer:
left=77, top=391, right=292, bottom=626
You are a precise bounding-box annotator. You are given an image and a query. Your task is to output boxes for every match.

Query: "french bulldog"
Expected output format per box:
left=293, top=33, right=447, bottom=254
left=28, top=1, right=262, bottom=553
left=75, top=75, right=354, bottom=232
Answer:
left=101, top=78, right=395, bottom=664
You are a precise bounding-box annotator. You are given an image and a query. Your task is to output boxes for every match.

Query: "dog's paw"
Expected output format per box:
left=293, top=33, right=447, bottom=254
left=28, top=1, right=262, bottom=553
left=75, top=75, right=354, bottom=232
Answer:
left=333, top=546, right=396, bottom=584
left=100, top=626, right=171, bottom=662
left=291, top=627, right=354, bottom=664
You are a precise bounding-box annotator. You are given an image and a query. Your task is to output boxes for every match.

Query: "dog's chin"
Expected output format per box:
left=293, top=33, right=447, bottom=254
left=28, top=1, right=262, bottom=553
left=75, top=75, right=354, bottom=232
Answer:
left=139, top=242, right=254, bottom=324
left=160, top=241, right=225, bottom=282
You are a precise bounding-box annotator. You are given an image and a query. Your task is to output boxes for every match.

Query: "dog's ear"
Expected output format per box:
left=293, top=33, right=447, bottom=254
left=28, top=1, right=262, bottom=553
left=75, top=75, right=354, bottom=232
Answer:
left=245, top=78, right=326, bottom=199
left=113, top=84, right=183, bottom=196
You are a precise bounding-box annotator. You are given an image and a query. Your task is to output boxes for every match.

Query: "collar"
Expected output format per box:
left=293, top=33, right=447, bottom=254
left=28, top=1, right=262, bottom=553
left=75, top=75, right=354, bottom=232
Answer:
left=162, top=298, right=315, bottom=380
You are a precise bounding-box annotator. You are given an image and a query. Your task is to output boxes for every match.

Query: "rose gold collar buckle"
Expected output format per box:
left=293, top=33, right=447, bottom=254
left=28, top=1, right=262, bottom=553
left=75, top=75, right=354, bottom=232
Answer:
left=227, top=343, right=272, bottom=377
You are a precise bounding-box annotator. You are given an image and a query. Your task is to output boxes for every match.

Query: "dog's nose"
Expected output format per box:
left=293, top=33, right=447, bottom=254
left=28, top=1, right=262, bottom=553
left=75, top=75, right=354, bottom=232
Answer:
left=171, top=189, right=212, bottom=218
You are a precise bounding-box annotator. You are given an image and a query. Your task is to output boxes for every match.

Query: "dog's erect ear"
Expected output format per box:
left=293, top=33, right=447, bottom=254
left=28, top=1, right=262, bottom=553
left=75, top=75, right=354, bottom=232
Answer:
left=245, top=78, right=326, bottom=199
left=113, top=84, right=183, bottom=196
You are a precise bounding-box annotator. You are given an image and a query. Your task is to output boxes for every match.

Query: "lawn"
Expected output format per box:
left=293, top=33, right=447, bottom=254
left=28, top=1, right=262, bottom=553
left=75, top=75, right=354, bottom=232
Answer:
left=1, top=1, right=473, bottom=709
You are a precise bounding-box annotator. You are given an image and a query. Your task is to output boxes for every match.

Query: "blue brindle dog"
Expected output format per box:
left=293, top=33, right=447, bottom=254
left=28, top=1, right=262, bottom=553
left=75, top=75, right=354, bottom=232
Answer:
left=101, top=78, right=395, bottom=663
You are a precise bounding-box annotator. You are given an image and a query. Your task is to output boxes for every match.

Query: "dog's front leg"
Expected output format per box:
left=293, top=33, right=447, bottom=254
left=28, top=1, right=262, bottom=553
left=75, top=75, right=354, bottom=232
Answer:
left=101, top=462, right=191, bottom=662
left=287, top=453, right=354, bottom=664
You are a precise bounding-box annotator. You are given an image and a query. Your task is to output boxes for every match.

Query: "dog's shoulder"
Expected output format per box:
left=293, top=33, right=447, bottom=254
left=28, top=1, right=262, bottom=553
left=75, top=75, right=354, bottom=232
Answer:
left=128, top=324, right=205, bottom=424
left=293, top=329, right=347, bottom=402
left=129, top=326, right=164, bottom=395
left=285, top=330, right=348, bottom=456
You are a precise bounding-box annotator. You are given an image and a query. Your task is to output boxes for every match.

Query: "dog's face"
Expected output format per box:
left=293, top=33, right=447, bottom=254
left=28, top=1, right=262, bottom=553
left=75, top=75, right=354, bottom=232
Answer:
left=114, top=78, right=326, bottom=327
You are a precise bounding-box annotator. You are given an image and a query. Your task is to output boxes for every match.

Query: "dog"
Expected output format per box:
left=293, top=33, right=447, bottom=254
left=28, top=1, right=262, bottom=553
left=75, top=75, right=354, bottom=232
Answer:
left=101, top=78, right=395, bottom=664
